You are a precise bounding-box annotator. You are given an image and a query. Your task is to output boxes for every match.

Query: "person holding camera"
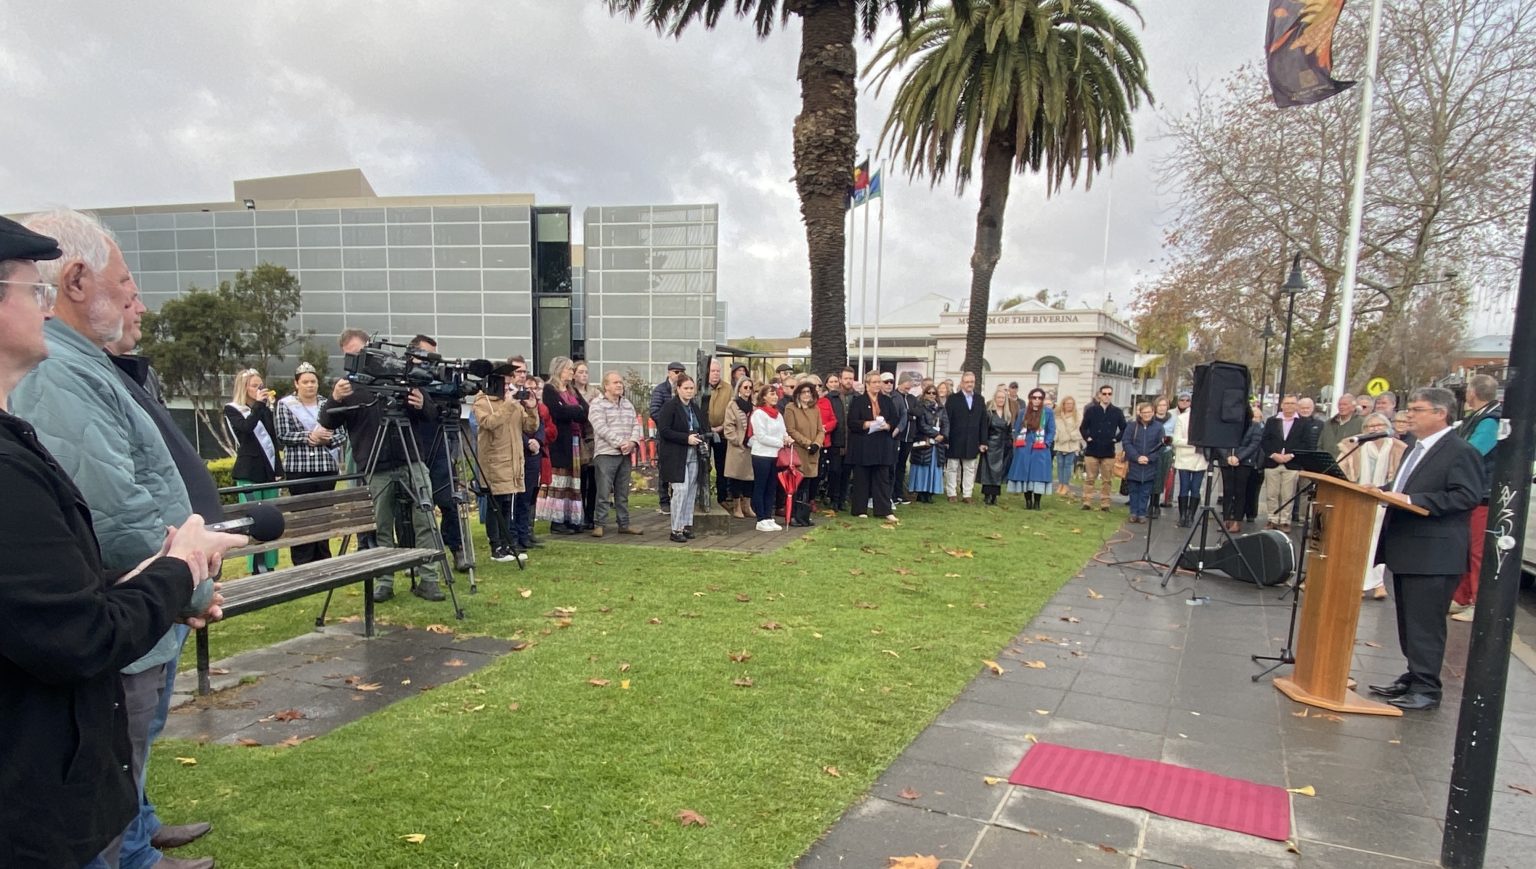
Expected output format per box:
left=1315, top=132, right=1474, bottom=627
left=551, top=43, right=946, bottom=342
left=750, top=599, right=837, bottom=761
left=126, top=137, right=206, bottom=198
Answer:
left=224, top=368, right=283, bottom=575
left=783, top=381, right=825, bottom=527
left=472, top=364, right=540, bottom=562
left=406, top=335, right=471, bottom=573
left=327, top=329, right=446, bottom=602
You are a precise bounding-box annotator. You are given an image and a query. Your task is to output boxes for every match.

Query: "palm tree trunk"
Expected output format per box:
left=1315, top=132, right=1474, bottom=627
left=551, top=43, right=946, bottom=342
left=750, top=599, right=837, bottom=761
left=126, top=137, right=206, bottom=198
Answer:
left=792, top=0, right=857, bottom=376
left=962, top=132, right=1016, bottom=377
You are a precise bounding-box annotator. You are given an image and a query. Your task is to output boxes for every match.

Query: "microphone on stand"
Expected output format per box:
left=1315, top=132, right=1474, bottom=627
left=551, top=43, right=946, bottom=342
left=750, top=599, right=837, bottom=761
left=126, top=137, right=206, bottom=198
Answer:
left=1347, top=431, right=1393, bottom=445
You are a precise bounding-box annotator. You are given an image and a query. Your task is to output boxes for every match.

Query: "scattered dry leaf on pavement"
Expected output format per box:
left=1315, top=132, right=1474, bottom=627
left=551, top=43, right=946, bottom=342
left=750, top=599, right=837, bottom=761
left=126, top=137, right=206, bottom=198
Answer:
left=676, top=809, right=709, bottom=827
left=1022, top=660, right=1047, bottom=669
left=983, top=776, right=1004, bottom=786
left=272, top=708, right=306, bottom=722
left=1287, top=785, right=1316, bottom=796
left=897, top=787, right=921, bottom=800
left=1086, top=589, right=1104, bottom=599
left=355, top=682, right=383, bottom=692
left=982, top=660, right=1006, bottom=676
left=445, top=659, right=466, bottom=667
left=887, top=856, right=940, bottom=869
left=1025, top=734, right=1039, bottom=743
left=235, top=737, right=262, bottom=747
left=1508, top=784, right=1534, bottom=796
left=1060, top=616, right=1082, bottom=623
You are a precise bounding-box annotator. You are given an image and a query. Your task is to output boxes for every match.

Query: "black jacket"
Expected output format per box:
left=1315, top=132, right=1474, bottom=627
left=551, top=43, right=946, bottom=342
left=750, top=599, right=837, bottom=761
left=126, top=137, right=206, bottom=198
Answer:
left=1220, top=420, right=1265, bottom=469
left=224, top=401, right=284, bottom=483
left=1079, top=401, right=1127, bottom=459
left=655, top=396, right=706, bottom=485
left=848, top=393, right=900, bottom=467
left=826, top=390, right=849, bottom=451
left=1260, top=414, right=1313, bottom=469
left=0, top=411, right=193, bottom=868
left=111, top=357, right=223, bottom=523
left=1375, top=432, right=1485, bottom=576
left=542, top=384, right=590, bottom=470
left=944, top=391, right=989, bottom=460
left=321, top=382, right=434, bottom=473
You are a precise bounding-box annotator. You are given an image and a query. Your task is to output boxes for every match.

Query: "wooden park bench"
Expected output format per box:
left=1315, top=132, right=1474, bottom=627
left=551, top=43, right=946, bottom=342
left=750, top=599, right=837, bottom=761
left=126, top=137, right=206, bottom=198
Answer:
left=194, top=480, right=444, bottom=694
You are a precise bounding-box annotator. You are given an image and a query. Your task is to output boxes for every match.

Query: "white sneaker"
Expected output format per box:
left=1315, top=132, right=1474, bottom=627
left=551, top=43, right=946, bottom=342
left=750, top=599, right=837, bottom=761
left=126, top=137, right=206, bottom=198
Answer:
left=515, top=551, right=529, bottom=563
left=1450, top=605, right=1474, bottom=622
left=767, top=520, right=783, bottom=531
left=755, top=520, right=775, bottom=532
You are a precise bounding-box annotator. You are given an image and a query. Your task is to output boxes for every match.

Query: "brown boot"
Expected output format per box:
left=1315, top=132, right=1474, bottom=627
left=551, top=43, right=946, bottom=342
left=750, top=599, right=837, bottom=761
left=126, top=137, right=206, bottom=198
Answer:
left=731, top=498, right=748, bottom=519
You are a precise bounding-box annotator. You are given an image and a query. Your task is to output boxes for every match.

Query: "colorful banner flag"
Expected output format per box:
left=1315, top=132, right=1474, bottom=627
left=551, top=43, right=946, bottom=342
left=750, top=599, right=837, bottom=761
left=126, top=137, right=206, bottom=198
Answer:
left=852, top=170, right=884, bottom=208
left=1266, top=0, right=1354, bottom=108
left=846, top=159, right=871, bottom=211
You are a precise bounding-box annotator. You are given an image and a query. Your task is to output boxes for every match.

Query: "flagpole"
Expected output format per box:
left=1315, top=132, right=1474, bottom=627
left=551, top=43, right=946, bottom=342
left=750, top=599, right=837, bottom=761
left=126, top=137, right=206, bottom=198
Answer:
left=1100, top=162, right=1114, bottom=294
left=1329, top=0, right=1384, bottom=411
left=859, top=150, right=873, bottom=378
left=847, top=177, right=859, bottom=377
left=873, top=164, right=886, bottom=373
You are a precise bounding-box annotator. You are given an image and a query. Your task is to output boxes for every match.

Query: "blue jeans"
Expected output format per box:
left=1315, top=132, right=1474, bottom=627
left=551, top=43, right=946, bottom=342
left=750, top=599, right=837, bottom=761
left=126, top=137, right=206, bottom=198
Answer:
left=514, top=473, right=538, bottom=547
left=1128, top=478, right=1156, bottom=518
left=751, top=455, right=777, bottom=521
left=1054, top=452, right=1076, bottom=484
left=1177, top=468, right=1204, bottom=500
left=120, top=625, right=190, bottom=869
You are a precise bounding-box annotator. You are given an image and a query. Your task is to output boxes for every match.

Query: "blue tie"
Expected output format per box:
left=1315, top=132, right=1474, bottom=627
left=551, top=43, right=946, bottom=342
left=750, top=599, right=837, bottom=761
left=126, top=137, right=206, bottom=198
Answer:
left=1392, top=443, right=1424, bottom=493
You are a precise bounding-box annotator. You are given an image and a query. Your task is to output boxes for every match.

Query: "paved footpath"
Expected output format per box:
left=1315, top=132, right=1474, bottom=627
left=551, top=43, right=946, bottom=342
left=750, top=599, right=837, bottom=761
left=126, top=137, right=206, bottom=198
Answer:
left=798, top=527, right=1536, bottom=868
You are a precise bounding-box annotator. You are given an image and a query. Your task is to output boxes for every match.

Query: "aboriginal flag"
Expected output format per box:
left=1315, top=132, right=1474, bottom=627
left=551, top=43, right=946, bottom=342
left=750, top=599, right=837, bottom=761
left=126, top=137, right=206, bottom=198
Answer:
left=846, top=159, right=870, bottom=211
left=1266, top=0, right=1354, bottom=108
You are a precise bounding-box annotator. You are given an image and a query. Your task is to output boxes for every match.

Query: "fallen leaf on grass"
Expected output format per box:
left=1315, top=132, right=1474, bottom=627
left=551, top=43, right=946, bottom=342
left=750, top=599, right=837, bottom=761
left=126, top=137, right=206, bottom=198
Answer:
left=760, top=621, right=783, bottom=631
left=425, top=624, right=454, bottom=635
left=1287, top=785, right=1316, bottom=797
left=982, top=660, right=1006, bottom=676
left=518, top=588, right=532, bottom=598
left=598, top=605, right=611, bottom=613
left=507, top=703, right=521, bottom=712
left=848, top=568, right=865, bottom=576
left=733, top=676, right=755, bottom=688
left=235, top=737, right=262, bottom=747
left=175, top=756, right=197, bottom=766
left=820, top=510, right=838, bottom=517
left=400, top=833, right=427, bottom=844
left=1021, top=660, right=1047, bottom=669
left=983, top=776, right=1005, bottom=786
left=855, top=601, right=879, bottom=610
left=897, top=787, right=921, bottom=800
left=462, top=703, right=486, bottom=713
left=555, top=618, right=573, bottom=629
left=355, top=682, right=383, bottom=692
left=648, top=618, right=662, bottom=625
left=1086, top=589, right=1104, bottom=600
left=588, top=678, right=611, bottom=687
left=445, top=659, right=466, bottom=668
left=943, top=548, right=974, bottom=558
left=943, top=573, right=962, bottom=578
left=893, top=567, right=914, bottom=576
left=546, top=607, right=575, bottom=618
left=677, top=809, right=709, bottom=827
left=985, top=532, right=1004, bottom=540
left=823, top=765, right=842, bottom=778
left=620, top=680, right=630, bottom=690
left=882, top=649, right=901, bottom=658
left=887, top=857, right=940, bottom=869
left=729, top=650, right=753, bottom=663
left=735, top=593, right=751, bottom=602
left=693, top=591, right=706, bottom=597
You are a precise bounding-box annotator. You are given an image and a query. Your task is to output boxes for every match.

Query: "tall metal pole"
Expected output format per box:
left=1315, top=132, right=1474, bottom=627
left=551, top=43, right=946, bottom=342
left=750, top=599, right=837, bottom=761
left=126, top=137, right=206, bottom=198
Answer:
left=846, top=192, right=856, bottom=370
left=1278, top=293, right=1300, bottom=400
left=1328, top=0, right=1385, bottom=408
left=1259, top=315, right=1274, bottom=408
left=872, top=163, right=886, bottom=372
left=1442, top=162, right=1536, bottom=868
left=858, top=151, right=873, bottom=378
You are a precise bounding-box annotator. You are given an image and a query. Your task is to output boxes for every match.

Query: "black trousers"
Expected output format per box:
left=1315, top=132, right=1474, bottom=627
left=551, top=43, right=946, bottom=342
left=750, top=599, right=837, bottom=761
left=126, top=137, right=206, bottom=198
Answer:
left=286, top=472, right=336, bottom=565
left=1392, top=571, right=1460, bottom=698
left=894, top=441, right=913, bottom=500
left=712, top=438, right=728, bottom=503
left=850, top=463, right=893, bottom=518
left=821, top=451, right=848, bottom=509
left=1220, top=465, right=1251, bottom=522
left=1243, top=466, right=1263, bottom=520
left=580, top=461, right=596, bottom=528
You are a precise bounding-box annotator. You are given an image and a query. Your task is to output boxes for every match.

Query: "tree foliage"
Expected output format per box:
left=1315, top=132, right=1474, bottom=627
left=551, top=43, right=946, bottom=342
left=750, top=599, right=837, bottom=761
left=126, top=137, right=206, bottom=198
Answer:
left=139, top=263, right=310, bottom=454
left=867, top=0, right=1152, bottom=376
left=1133, top=0, right=1536, bottom=397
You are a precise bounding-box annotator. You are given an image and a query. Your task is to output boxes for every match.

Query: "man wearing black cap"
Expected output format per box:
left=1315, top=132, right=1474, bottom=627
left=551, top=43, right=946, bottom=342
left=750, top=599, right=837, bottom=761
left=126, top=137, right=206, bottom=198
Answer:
left=0, top=215, right=237, bottom=868
left=650, top=362, right=687, bottom=511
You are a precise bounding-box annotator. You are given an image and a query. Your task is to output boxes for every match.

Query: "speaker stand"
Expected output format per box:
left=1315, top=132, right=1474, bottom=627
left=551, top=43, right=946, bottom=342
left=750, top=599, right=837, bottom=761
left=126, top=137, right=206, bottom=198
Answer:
left=1159, top=463, right=1258, bottom=605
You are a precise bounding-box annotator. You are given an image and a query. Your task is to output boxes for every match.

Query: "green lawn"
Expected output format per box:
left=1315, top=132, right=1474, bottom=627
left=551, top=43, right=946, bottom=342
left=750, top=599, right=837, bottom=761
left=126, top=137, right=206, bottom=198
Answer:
left=153, top=494, right=1120, bottom=867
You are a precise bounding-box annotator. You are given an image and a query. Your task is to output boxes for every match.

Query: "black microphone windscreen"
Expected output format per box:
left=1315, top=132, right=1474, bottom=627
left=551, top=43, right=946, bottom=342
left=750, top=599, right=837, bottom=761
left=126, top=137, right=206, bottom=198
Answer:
left=245, top=504, right=286, bottom=542
left=467, top=358, right=495, bottom=378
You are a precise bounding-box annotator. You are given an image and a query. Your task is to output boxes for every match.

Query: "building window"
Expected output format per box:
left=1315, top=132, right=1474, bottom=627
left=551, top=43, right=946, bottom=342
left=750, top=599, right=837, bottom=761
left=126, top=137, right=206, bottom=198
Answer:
left=1034, top=357, right=1064, bottom=386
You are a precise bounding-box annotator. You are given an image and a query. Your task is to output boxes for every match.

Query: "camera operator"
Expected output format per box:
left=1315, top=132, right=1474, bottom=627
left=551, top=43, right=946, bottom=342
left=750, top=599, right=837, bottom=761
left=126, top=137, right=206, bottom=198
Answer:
left=2, top=214, right=239, bottom=869
left=327, top=329, right=446, bottom=602
left=472, top=364, right=540, bottom=562
left=405, top=335, right=470, bottom=573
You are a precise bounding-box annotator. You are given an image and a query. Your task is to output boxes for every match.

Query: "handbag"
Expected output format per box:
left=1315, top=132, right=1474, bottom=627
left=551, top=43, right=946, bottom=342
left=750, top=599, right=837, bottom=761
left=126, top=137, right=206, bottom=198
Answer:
left=776, top=443, right=796, bottom=470
left=1112, top=454, right=1128, bottom=478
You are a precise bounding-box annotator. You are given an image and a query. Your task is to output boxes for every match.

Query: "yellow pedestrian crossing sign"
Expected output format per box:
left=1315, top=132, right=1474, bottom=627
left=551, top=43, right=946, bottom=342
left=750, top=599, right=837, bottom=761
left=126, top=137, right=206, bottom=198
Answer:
left=1366, top=377, right=1391, bottom=397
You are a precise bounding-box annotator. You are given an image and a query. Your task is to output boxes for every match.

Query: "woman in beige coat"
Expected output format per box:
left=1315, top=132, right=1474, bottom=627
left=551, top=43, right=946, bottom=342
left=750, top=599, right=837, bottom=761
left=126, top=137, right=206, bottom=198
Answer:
left=783, top=382, right=826, bottom=527
left=473, top=374, right=540, bottom=562
left=720, top=375, right=757, bottom=519
left=1052, top=395, right=1084, bottom=497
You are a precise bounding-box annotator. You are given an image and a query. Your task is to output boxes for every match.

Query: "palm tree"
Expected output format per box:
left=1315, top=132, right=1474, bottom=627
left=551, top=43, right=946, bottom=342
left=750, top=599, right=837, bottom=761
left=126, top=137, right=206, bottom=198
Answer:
left=606, top=0, right=964, bottom=376
left=867, top=0, right=1152, bottom=376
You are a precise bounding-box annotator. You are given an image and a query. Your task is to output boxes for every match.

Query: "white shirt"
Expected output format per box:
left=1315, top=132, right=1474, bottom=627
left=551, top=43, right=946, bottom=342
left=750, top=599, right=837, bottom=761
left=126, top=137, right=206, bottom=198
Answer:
left=1393, top=425, right=1454, bottom=496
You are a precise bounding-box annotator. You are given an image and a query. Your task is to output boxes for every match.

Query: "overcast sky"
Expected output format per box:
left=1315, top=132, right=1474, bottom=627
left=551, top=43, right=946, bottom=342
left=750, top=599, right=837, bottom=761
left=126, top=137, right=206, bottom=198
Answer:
left=1, top=1, right=1271, bottom=339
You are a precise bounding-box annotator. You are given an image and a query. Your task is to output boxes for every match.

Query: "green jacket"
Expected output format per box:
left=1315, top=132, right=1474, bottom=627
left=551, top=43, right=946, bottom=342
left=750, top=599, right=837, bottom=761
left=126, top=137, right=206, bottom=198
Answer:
left=11, top=319, right=194, bottom=674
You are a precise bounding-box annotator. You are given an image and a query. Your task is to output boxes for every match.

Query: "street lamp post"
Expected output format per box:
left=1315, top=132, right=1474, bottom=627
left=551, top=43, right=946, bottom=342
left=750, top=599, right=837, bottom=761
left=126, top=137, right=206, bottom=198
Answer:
left=1258, top=315, right=1276, bottom=410
left=1277, top=254, right=1308, bottom=400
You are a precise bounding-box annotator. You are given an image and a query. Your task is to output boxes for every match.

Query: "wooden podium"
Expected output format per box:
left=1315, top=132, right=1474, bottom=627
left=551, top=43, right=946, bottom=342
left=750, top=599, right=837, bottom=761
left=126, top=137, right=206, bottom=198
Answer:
left=1272, top=471, right=1428, bottom=717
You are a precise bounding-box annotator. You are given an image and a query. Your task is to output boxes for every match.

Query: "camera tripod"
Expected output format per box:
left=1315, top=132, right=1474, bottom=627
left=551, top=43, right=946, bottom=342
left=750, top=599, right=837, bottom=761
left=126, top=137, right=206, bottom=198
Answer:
left=424, top=401, right=528, bottom=591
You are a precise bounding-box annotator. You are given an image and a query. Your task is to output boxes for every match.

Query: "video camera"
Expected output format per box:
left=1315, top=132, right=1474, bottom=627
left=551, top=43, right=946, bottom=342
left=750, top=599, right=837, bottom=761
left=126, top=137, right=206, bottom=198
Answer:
left=344, top=338, right=494, bottom=403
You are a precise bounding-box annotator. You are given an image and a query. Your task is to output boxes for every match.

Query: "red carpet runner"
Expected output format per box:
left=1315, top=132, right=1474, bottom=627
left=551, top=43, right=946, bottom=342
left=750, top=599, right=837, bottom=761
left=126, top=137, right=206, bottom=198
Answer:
left=1007, top=742, right=1292, bottom=841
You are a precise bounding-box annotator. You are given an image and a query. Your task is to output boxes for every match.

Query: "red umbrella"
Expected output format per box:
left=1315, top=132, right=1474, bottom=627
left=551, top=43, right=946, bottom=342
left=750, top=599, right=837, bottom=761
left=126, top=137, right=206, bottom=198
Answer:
left=777, top=461, right=803, bottom=521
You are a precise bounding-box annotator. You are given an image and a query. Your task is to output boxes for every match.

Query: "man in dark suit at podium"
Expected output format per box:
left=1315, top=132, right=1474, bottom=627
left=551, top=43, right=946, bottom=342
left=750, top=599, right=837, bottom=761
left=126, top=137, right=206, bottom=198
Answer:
left=1367, top=387, right=1485, bottom=711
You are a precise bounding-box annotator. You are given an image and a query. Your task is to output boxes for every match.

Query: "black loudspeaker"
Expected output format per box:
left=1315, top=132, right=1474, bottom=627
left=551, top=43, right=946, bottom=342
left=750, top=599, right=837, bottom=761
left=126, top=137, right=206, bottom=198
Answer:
left=1188, top=360, right=1252, bottom=449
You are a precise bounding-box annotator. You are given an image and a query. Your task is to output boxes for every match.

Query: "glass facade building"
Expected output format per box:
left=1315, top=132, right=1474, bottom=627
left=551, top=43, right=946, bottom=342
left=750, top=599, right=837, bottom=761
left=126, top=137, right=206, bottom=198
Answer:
left=581, top=204, right=719, bottom=384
